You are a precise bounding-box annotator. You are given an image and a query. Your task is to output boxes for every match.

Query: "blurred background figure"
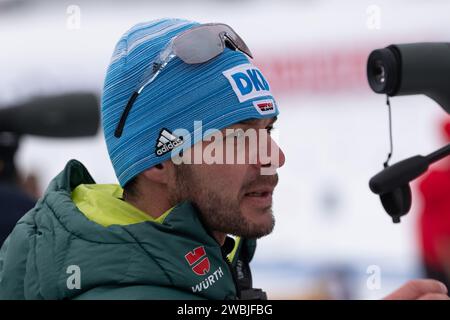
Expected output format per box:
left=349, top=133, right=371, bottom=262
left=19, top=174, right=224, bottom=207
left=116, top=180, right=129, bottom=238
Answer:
left=417, top=116, right=450, bottom=289
left=0, top=132, right=36, bottom=244
left=0, top=93, right=99, bottom=245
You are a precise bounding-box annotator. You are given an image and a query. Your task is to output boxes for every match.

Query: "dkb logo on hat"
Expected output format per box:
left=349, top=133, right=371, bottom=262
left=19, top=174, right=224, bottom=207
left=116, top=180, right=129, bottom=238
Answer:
left=222, top=63, right=271, bottom=103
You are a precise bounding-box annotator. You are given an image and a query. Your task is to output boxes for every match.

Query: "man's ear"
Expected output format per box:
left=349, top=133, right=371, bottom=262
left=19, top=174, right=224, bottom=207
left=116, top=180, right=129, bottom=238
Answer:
left=141, top=160, right=174, bottom=185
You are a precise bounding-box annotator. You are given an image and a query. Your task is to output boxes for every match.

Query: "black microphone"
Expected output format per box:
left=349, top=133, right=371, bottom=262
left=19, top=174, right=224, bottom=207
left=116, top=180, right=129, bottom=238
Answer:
left=0, top=92, right=99, bottom=137
left=369, top=143, right=450, bottom=223
left=367, top=42, right=450, bottom=222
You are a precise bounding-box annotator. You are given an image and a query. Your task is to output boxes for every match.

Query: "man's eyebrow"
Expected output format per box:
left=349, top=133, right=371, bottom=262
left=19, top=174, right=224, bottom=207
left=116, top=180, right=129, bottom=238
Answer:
left=268, top=116, right=278, bottom=125
left=238, top=116, right=278, bottom=126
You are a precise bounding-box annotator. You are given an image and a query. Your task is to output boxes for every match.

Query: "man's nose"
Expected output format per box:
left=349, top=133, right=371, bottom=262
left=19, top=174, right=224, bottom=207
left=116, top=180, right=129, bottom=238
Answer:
left=257, top=134, right=286, bottom=170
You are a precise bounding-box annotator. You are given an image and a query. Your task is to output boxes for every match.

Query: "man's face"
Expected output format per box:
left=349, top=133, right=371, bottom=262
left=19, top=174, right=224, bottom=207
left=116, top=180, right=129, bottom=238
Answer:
left=167, top=117, right=285, bottom=239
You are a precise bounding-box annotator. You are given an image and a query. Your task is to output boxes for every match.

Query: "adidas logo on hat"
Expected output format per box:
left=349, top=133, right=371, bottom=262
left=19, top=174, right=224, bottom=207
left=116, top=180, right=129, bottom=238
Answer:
left=155, top=129, right=184, bottom=156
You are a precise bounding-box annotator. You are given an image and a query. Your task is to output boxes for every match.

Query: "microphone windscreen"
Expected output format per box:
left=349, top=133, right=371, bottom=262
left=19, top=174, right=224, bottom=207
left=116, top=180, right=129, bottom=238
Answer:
left=0, top=93, right=99, bottom=138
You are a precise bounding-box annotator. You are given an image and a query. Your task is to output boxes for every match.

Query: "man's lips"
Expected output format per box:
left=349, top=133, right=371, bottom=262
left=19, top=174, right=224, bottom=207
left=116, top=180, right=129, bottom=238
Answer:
left=244, top=184, right=276, bottom=196
left=245, top=190, right=273, bottom=197
left=243, top=185, right=275, bottom=207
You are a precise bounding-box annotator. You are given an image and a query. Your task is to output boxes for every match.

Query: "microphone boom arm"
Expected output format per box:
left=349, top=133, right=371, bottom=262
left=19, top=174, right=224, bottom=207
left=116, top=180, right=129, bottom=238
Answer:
left=369, top=143, right=450, bottom=223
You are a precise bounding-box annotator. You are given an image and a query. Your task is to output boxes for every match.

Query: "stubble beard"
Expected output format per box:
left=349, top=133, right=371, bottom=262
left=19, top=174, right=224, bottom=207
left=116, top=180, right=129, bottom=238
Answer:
left=168, top=164, right=276, bottom=239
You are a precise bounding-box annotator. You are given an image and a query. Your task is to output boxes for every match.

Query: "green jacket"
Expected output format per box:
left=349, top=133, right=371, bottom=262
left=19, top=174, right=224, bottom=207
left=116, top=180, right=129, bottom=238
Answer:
left=0, top=160, right=261, bottom=300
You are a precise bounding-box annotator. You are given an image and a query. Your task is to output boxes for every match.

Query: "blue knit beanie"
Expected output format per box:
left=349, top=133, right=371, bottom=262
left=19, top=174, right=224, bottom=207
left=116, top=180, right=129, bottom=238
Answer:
left=102, top=18, right=279, bottom=186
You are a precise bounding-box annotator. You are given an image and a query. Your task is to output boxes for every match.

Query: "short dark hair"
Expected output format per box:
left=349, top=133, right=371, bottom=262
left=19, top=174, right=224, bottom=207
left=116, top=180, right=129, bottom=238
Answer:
left=123, top=176, right=139, bottom=199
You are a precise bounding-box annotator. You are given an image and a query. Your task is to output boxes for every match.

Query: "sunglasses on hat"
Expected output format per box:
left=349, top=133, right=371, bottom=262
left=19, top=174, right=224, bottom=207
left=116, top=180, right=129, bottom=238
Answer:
left=114, top=23, right=253, bottom=138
